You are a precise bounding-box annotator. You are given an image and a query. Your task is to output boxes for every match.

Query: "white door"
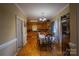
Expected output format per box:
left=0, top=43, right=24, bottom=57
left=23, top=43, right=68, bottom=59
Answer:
left=16, top=17, right=23, bottom=51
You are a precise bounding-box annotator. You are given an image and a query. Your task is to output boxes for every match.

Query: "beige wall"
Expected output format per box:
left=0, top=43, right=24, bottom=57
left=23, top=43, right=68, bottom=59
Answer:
left=70, top=4, right=77, bottom=44
left=0, top=4, right=26, bottom=44
left=75, top=4, right=79, bottom=55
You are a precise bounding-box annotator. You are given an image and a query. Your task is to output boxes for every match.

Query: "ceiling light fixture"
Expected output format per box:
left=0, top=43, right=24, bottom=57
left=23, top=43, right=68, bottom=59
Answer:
left=39, top=12, right=47, bottom=21
left=39, top=16, right=46, bottom=21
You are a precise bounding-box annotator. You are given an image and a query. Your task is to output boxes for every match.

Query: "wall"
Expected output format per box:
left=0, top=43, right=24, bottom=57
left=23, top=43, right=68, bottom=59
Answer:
left=0, top=4, right=26, bottom=55
left=76, top=4, right=79, bottom=55
left=0, top=4, right=26, bottom=44
left=69, top=3, right=78, bottom=56
left=70, top=4, right=77, bottom=45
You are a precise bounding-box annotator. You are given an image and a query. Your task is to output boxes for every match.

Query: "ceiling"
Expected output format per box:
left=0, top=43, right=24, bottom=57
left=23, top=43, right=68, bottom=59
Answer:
left=16, top=3, right=68, bottom=20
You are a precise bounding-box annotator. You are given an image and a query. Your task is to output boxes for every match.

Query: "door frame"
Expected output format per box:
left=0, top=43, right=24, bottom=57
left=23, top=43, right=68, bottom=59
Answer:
left=15, top=16, right=24, bottom=52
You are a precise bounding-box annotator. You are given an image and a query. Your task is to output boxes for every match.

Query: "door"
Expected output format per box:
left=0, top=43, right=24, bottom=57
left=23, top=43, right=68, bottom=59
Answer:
left=16, top=17, right=23, bottom=51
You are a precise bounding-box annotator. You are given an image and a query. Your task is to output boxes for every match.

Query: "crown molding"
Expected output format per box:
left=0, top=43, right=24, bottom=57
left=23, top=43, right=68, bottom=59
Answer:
left=14, top=3, right=26, bottom=16
left=52, top=4, right=69, bottom=19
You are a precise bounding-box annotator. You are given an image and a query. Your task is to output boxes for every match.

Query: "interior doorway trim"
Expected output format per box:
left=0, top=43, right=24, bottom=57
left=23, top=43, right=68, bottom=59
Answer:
left=15, top=16, right=24, bottom=52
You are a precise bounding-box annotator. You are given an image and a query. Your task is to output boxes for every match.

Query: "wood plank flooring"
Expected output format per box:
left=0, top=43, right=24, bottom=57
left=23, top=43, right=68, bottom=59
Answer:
left=17, top=32, right=62, bottom=56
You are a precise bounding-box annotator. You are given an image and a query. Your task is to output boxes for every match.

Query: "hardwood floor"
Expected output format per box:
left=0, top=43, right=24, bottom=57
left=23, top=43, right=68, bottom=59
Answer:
left=17, top=32, right=62, bottom=56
